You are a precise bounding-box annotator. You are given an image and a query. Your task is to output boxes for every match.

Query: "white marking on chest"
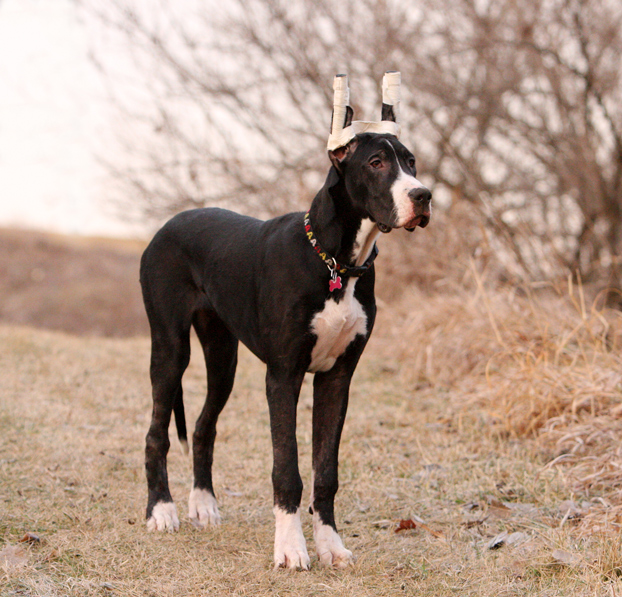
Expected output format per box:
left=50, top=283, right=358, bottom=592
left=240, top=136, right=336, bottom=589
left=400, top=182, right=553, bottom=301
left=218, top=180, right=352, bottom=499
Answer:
left=352, top=218, right=380, bottom=265
left=309, top=278, right=367, bottom=373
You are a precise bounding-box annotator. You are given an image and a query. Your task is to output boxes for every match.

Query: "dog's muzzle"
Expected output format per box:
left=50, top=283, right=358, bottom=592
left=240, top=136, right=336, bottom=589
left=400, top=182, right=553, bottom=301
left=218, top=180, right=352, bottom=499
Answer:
left=405, top=187, right=431, bottom=231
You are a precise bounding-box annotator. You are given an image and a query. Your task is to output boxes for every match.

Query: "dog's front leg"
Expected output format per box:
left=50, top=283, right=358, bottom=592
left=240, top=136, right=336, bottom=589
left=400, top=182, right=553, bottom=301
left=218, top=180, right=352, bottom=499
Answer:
left=266, top=368, right=309, bottom=570
left=311, top=365, right=355, bottom=568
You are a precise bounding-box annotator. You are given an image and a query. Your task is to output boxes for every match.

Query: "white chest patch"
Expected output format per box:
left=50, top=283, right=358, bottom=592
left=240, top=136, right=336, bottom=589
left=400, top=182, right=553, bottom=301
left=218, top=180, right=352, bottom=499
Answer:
left=308, top=279, right=368, bottom=373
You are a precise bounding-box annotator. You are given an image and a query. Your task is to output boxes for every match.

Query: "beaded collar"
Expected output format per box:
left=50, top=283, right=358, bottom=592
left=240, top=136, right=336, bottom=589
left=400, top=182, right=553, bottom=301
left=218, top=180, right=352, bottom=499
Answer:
left=303, top=211, right=379, bottom=292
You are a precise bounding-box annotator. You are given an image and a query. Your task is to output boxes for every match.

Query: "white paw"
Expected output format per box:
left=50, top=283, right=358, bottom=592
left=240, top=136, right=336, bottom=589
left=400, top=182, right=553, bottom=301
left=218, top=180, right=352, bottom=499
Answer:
left=273, top=507, right=310, bottom=570
left=146, top=501, right=180, bottom=532
left=313, top=513, right=354, bottom=568
left=188, top=487, right=221, bottom=528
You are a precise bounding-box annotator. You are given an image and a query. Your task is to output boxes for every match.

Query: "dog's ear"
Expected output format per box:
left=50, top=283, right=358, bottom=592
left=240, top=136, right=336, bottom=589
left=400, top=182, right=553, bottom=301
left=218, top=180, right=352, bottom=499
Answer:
left=329, top=103, right=353, bottom=135
left=381, top=103, right=396, bottom=122
left=328, top=138, right=358, bottom=171
left=343, top=105, right=353, bottom=129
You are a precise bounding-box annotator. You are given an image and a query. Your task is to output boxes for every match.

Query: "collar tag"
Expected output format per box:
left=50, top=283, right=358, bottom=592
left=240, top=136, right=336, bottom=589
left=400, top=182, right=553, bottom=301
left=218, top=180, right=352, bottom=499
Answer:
left=327, top=259, right=343, bottom=292
left=304, top=211, right=378, bottom=291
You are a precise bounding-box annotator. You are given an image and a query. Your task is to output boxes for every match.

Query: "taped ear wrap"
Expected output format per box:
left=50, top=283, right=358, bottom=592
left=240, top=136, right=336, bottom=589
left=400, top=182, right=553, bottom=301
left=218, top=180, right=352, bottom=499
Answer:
left=327, top=71, right=402, bottom=151
left=381, top=70, right=400, bottom=124
left=328, top=138, right=359, bottom=171
left=330, top=74, right=350, bottom=140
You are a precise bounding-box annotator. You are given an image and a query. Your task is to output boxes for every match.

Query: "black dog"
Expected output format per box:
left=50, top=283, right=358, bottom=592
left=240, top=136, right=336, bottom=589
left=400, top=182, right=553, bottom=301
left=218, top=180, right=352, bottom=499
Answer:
left=140, top=78, right=431, bottom=569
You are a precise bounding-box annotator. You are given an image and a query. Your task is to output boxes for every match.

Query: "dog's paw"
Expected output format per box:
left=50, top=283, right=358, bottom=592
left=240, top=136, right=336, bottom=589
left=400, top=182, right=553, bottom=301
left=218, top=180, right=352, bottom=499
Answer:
left=273, top=507, right=310, bottom=570
left=313, top=515, right=354, bottom=568
left=188, top=488, right=221, bottom=528
left=146, top=501, right=180, bottom=532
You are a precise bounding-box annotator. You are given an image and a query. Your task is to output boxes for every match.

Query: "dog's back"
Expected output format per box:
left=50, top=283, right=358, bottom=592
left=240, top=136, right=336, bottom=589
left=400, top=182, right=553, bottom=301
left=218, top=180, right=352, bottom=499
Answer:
left=140, top=207, right=321, bottom=363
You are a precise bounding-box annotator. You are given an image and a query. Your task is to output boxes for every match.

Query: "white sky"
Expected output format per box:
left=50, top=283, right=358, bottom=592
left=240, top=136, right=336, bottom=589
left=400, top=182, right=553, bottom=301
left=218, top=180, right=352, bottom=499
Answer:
left=0, top=0, right=141, bottom=237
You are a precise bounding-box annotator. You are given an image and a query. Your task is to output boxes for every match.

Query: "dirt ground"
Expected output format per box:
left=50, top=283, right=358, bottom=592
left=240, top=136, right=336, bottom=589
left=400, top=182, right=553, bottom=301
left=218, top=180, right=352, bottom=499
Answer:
left=2, top=227, right=622, bottom=596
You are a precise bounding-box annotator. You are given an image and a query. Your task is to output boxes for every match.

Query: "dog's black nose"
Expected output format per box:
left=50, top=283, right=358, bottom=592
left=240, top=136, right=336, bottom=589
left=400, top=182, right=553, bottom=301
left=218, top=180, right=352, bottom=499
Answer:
left=408, top=187, right=431, bottom=204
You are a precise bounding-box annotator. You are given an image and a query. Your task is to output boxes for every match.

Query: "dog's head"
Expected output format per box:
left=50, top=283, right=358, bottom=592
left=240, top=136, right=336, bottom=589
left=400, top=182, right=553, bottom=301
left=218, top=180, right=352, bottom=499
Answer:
left=327, top=73, right=431, bottom=232
left=329, top=134, right=431, bottom=232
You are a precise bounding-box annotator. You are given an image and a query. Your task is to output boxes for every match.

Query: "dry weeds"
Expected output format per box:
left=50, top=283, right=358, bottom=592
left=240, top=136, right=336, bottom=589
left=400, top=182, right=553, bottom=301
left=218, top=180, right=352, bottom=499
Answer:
left=380, top=265, right=622, bottom=537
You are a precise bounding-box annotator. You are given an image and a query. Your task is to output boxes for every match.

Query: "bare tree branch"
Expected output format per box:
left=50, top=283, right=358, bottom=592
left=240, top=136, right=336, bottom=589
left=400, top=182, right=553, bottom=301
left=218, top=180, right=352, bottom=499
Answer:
left=82, top=0, right=622, bottom=283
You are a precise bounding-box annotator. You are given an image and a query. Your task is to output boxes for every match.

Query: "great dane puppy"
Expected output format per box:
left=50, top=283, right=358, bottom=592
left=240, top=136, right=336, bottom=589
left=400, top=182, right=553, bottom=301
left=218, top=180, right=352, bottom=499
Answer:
left=140, top=73, right=431, bottom=569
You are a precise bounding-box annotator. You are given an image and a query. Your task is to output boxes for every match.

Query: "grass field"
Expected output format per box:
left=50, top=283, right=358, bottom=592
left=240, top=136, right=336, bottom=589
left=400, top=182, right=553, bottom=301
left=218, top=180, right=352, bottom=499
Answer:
left=2, top=228, right=622, bottom=596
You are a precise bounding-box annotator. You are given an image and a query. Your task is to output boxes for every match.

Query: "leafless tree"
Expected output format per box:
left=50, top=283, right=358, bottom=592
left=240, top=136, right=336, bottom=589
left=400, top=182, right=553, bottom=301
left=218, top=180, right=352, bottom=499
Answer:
left=82, top=0, right=622, bottom=284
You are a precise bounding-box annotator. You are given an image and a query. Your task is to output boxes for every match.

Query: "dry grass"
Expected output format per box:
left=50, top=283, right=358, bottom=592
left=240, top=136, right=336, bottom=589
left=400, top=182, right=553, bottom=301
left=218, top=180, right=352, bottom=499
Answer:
left=2, top=227, right=622, bottom=595
left=0, top=324, right=621, bottom=595
left=379, top=265, right=622, bottom=534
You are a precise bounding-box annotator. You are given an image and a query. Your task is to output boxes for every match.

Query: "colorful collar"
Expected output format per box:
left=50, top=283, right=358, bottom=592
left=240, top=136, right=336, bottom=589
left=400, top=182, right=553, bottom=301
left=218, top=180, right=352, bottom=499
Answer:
left=304, top=211, right=379, bottom=292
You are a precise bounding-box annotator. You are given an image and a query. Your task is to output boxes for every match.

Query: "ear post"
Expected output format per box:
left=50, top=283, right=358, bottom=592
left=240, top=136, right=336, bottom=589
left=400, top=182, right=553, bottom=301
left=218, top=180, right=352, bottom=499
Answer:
left=381, top=71, right=401, bottom=125
left=328, top=74, right=357, bottom=151
left=331, top=74, right=350, bottom=137
left=327, top=71, right=402, bottom=151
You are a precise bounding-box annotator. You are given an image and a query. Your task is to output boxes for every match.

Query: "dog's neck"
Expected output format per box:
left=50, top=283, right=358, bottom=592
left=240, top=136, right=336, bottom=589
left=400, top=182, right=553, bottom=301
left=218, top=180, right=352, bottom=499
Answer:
left=308, top=168, right=380, bottom=268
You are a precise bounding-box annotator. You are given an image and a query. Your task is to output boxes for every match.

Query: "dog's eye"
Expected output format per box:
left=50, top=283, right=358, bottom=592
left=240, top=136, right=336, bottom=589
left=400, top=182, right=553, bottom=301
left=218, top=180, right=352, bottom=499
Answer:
left=408, top=158, right=415, bottom=170
left=370, top=159, right=382, bottom=169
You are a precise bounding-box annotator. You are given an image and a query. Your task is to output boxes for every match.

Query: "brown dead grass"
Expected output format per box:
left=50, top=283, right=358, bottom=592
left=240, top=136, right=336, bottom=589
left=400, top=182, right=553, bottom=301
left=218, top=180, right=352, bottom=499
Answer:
left=2, top=226, right=622, bottom=595
left=377, top=265, right=622, bottom=531
left=3, top=325, right=622, bottom=596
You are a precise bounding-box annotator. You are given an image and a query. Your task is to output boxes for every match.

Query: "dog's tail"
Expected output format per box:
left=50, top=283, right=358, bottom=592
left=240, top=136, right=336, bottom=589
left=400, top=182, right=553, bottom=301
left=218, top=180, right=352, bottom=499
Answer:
left=173, top=392, right=189, bottom=455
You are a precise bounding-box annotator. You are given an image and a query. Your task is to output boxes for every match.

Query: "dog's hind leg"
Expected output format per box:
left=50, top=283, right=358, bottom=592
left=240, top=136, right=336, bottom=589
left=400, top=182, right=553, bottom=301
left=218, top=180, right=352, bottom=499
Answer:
left=145, top=323, right=191, bottom=532
left=189, top=309, right=238, bottom=528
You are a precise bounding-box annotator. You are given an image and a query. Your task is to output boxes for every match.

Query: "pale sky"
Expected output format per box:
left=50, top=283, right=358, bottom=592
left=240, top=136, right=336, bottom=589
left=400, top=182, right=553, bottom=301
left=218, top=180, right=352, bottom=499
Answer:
left=0, top=0, right=141, bottom=237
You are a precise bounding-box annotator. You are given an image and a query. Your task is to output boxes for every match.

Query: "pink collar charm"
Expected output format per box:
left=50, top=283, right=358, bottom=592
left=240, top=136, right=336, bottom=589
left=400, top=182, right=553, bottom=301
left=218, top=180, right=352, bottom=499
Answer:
left=329, top=275, right=342, bottom=292
left=304, top=211, right=378, bottom=293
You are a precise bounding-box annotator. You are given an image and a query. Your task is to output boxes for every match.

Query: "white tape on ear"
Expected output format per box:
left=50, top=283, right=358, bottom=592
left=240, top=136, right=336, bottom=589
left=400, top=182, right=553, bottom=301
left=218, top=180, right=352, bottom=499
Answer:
left=331, top=74, right=350, bottom=138
left=327, top=71, right=402, bottom=151
left=382, top=71, right=401, bottom=124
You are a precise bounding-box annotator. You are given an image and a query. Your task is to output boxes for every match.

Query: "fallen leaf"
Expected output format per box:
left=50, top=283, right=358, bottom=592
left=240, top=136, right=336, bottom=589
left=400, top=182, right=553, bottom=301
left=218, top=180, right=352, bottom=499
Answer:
left=505, top=531, right=529, bottom=546
left=558, top=500, right=581, bottom=520
left=487, top=531, right=508, bottom=550
left=395, top=519, right=417, bottom=533
left=552, top=549, right=581, bottom=566
left=418, top=522, right=446, bottom=541
left=485, top=495, right=512, bottom=519
left=461, top=517, right=487, bottom=528
left=487, top=530, right=530, bottom=550
left=0, top=545, right=28, bottom=569
left=486, top=496, right=510, bottom=510
left=19, top=533, right=40, bottom=544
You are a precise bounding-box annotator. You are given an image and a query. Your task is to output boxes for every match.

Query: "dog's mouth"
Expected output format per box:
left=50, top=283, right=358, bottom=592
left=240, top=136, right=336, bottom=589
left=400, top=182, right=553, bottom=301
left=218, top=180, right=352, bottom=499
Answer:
left=377, top=212, right=430, bottom=233
left=378, top=213, right=430, bottom=233
left=404, top=213, right=430, bottom=232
